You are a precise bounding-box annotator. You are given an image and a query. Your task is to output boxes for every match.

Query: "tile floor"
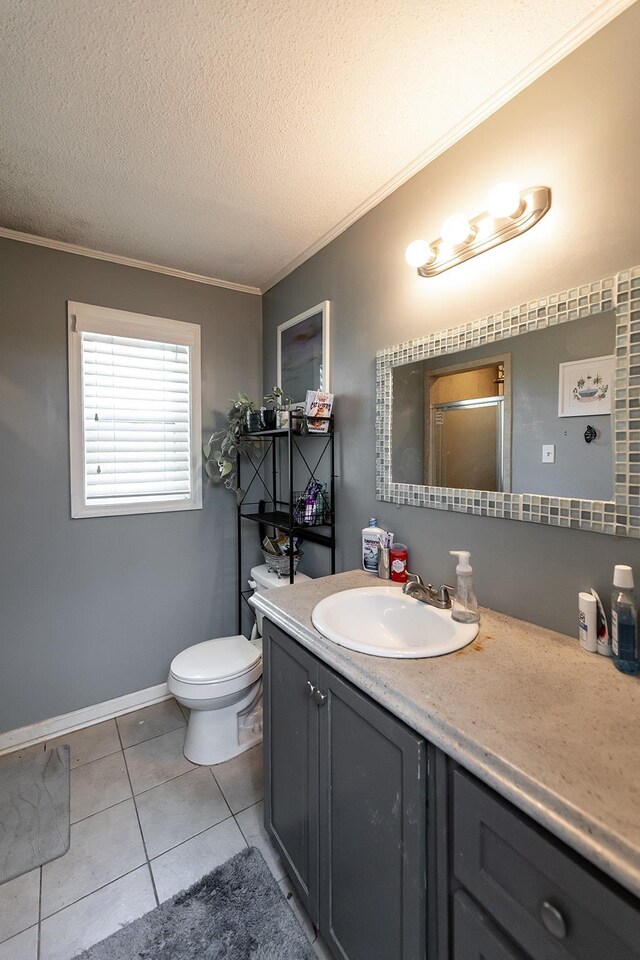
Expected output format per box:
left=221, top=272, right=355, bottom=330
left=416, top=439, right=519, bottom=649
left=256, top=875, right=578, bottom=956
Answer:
left=0, top=699, right=331, bottom=960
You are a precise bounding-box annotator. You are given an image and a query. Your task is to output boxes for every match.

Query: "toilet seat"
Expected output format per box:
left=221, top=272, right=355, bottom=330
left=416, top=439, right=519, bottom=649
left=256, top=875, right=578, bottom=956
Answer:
left=169, top=635, right=260, bottom=685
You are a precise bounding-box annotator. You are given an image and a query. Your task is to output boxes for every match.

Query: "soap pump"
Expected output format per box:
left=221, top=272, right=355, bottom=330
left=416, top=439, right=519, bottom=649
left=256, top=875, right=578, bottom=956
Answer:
left=450, top=551, right=480, bottom=624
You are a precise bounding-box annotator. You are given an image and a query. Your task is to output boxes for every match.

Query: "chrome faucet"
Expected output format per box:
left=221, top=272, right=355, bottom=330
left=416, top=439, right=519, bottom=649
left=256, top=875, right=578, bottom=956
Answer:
left=402, top=572, right=455, bottom=609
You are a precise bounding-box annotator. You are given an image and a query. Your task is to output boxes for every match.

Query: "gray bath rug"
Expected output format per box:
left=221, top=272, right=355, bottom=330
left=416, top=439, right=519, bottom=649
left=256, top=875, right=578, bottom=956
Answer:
left=0, top=744, right=70, bottom=884
left=76, top=846, right=315, bottom=959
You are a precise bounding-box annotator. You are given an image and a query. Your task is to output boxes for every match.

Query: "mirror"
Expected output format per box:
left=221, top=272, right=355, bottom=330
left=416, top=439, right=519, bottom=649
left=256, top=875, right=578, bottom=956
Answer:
left=376, top=267, right=640, bottom=536
left=392, top=312, right=615, bottom=501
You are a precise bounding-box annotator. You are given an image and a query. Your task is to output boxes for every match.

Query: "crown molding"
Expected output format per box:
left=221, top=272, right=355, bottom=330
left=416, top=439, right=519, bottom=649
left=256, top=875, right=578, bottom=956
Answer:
left=260, top=0, right=635, bottom=293
left=0, top=227, right=261, bottom=296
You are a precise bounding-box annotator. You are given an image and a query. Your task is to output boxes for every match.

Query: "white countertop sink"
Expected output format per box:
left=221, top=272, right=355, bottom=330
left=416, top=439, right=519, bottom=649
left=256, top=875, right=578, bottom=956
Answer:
left=311, top=585, right=478, bottom=658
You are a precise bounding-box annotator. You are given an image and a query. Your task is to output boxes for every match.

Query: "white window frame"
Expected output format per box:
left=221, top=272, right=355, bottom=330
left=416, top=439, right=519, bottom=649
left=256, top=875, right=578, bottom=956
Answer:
left=68, top=301, right=202, bottom=518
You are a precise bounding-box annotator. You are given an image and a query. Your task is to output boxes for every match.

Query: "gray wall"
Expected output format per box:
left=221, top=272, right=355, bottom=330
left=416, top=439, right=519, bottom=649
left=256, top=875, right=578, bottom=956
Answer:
left=263, top=4, right=640, bottom=638
left=0, top=238, right=262, bottom=733
left=509, top=314, right=613, bottom=499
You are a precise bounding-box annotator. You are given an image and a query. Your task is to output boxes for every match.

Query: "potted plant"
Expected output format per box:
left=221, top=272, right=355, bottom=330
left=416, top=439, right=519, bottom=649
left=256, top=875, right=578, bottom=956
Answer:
left=263, top=385, right=293, bottom=429
left=203, top=393, right=258, bottom=501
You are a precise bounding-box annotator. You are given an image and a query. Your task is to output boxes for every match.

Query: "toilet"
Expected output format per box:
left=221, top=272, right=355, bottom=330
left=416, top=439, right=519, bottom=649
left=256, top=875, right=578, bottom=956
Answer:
left=168, top=563, right=310, bottom=765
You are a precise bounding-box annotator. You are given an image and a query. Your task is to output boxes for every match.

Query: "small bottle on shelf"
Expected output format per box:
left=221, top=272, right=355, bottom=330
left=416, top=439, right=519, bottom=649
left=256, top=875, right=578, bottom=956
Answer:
left=389, top=544, right=408, bottom=583
left=611, top=564, right=639, bottom=675
left=362, top=519, right=385, bottom=573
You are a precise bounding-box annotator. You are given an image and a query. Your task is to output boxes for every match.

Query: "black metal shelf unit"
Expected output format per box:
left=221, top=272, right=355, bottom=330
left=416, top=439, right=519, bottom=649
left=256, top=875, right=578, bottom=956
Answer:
left=236, top=414, right=336, bottom=633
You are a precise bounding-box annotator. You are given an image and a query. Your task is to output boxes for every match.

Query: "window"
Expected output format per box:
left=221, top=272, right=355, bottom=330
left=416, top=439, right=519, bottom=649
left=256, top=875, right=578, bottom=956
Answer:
left=68, top=302, right=202, bottom=518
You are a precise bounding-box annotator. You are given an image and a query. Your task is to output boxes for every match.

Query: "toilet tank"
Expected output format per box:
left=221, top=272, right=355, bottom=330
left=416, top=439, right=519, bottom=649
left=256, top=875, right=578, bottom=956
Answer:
left=249, top=563, right=311, bottom=635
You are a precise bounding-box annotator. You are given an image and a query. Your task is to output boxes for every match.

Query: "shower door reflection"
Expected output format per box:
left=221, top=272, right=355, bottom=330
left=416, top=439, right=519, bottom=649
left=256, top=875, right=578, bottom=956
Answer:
left=431, top=397, right=505, bottom=491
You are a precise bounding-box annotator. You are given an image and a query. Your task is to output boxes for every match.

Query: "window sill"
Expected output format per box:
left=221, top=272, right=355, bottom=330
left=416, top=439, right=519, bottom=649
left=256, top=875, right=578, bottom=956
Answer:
left=70, top=494, right=203, bottom=519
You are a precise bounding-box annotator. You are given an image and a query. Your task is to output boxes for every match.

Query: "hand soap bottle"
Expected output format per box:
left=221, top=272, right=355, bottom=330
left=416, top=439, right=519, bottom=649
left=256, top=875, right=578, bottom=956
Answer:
left=450, top=551, right=480, bottom=624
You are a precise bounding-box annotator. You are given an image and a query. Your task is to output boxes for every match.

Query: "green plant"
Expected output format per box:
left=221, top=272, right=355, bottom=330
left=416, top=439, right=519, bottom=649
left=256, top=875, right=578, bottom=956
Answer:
left=203, top=393, right=257, bottom=501
left=263, top=385, right=293, bottom=410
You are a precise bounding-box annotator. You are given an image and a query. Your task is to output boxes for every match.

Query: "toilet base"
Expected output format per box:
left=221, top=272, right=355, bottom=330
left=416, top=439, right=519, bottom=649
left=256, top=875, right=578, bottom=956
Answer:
left=182, top=682, right=263, bottom=765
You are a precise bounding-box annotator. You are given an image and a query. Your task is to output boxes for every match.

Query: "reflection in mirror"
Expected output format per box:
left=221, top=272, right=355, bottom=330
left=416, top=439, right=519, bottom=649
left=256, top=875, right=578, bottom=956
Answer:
left=392, top=311, right=615, bottom=501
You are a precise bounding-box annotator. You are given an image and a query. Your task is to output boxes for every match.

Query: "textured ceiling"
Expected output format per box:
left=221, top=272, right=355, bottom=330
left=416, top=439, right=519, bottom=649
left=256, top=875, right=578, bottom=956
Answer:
left=0, top=0, right=628, bottom=288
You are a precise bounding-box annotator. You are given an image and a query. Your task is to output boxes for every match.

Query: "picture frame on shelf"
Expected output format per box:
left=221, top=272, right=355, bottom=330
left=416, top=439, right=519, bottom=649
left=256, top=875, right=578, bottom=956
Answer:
left=277, top=301, right=330, bottom=404
left=558, top=354, right=614, bottom=417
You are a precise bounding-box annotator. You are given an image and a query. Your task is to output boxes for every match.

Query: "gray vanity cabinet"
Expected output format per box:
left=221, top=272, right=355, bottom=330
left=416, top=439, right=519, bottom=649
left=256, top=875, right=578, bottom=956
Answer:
left=452, top=891, right=527, bottom=960
left=451, top=768, right=640, bottom=960
left=318, top=662, right=427, bottom=960
left=264, top=617, right=640, bottom=960
left=263, top=620, right=427, bottom=960
left=262, top=619, right=320, bottom=923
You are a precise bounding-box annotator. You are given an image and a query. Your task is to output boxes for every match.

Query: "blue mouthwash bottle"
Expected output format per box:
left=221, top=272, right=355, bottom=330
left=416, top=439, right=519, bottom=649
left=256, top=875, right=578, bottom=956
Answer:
left=611, top=564, right=639, bottom=676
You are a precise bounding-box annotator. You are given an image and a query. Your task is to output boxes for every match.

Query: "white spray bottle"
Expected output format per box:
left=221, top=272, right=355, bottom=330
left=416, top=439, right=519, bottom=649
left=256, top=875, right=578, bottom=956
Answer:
left=450, top=551, right=480, bottom=624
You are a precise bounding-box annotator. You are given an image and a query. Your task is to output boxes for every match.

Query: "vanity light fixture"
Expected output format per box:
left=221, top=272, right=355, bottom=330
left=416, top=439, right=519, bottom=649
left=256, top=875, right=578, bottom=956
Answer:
left=405, top=182, right=551, bottom=277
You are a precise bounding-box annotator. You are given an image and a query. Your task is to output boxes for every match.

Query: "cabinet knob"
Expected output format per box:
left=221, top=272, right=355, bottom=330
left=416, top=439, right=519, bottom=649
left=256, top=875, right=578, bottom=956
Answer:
left=314, top=689, right=327, bottom=707
left=540, top=901, right=567, bottom=939
left=306, top=681, right=316, bottom=698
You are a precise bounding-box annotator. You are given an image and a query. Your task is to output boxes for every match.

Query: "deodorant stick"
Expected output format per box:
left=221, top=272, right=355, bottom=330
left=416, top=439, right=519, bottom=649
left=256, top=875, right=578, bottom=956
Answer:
left=578, top=592, right=598, bottom=653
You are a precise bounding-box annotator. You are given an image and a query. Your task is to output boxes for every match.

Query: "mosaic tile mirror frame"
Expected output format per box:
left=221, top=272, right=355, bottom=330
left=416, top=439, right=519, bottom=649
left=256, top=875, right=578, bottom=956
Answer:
left=376, top=266, right=640, bottom=537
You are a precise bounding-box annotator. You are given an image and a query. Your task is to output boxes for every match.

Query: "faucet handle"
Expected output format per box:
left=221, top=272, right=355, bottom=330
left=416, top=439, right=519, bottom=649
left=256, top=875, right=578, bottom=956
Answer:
left=438, top=584, right=456, bottom=606
left=405, top=571, right=424, bottom=586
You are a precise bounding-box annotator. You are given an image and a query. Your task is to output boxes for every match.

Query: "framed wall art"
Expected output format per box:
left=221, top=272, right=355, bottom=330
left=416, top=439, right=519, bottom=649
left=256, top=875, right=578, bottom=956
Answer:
left=277, top=301, right=330, bottom=404
left=558, top=354, right=614, bottom=417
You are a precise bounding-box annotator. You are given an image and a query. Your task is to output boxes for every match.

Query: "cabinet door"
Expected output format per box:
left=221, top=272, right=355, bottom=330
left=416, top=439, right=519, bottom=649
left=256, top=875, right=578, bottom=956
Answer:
left=263, top=621, right=320, bottom=923
left=453, top=891, right=527, bottom=960
left=318, top=666, right=427, bottom=960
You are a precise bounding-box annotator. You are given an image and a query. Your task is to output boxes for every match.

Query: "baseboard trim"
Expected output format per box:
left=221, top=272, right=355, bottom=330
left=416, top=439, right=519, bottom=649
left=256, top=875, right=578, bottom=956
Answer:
left=0, top=683, right=171, bottom=756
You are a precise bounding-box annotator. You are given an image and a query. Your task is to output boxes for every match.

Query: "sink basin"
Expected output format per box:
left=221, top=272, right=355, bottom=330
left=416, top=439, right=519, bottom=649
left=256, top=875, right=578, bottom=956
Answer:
left=311, top=585, right=478, bottom=658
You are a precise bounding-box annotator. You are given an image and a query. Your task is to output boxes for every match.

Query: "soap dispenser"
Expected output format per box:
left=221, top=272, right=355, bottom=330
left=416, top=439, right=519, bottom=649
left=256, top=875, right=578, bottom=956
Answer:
left=450, top=551, right=480, bottom=624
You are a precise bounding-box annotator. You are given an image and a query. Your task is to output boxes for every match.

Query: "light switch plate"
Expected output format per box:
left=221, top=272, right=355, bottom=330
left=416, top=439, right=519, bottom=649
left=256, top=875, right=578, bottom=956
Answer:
left=542, top=444, right=555, bottom=463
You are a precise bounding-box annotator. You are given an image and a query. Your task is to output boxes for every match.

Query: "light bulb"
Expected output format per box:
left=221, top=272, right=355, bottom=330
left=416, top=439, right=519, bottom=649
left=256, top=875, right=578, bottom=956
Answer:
left=486, top=181, right=522, bottom=219
left=405, top=240, right=433, bottom=268
left=440, top=214, right=473, bottom=247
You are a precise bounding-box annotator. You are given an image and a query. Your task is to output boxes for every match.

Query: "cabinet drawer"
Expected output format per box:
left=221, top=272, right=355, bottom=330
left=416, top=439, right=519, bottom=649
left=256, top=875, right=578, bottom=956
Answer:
left=452, top=769, right=640, bottom=960
left=453, top=891, right=526, bottom=960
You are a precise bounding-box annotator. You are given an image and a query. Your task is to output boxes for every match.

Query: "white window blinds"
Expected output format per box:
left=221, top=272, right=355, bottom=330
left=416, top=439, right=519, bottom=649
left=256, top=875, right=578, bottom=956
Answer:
left=68, top=302, right=202, bottom=518
left=81, top=332, right=192, bottom=503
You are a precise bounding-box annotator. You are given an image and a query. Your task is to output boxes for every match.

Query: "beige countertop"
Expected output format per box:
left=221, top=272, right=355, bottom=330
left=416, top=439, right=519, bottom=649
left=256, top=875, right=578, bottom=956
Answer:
left=252, top=569, right=640, bottom=898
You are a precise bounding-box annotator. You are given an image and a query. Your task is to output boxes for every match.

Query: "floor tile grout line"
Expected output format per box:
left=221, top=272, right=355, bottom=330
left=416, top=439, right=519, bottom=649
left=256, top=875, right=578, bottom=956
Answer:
left=0, top=923, right=38, bottom=951
left=56, top=746, right=123, bottom=770
left=115, top=721, right=160, bottom=908
left=69, top=746, right=207, bottom=824
left=129, top=762, right=203, bottom=800
left=39, top=863, right=148, bottom=923
left=231, top=795, right=265, bottom=817
left=69, top=746, right=132, bottom=826
left=66, top=738, right=246, bottom=846
left=7, top=705, right=187, bottom=769
left=2, top=707, right=265, bottom=952
left=118, top=718, right=187, bottom=753
left=36, top=812, right=256, bottom=926
left=148, top=811, right=241, bottom=865
left=36, top=806, right=266, bottom=929
left=203, top=765, right=235, bottom=821
left=66, top=787, right=134, bottom=828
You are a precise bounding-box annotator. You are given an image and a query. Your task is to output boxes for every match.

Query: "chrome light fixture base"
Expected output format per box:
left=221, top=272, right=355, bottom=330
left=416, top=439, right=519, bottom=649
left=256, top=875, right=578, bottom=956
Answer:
left=416, top=185, right=551, bottom=277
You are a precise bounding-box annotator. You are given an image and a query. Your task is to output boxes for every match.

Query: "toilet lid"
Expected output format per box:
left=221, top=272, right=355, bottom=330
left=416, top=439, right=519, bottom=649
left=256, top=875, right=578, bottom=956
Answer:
left=170, top=635, right=261, bottom=684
